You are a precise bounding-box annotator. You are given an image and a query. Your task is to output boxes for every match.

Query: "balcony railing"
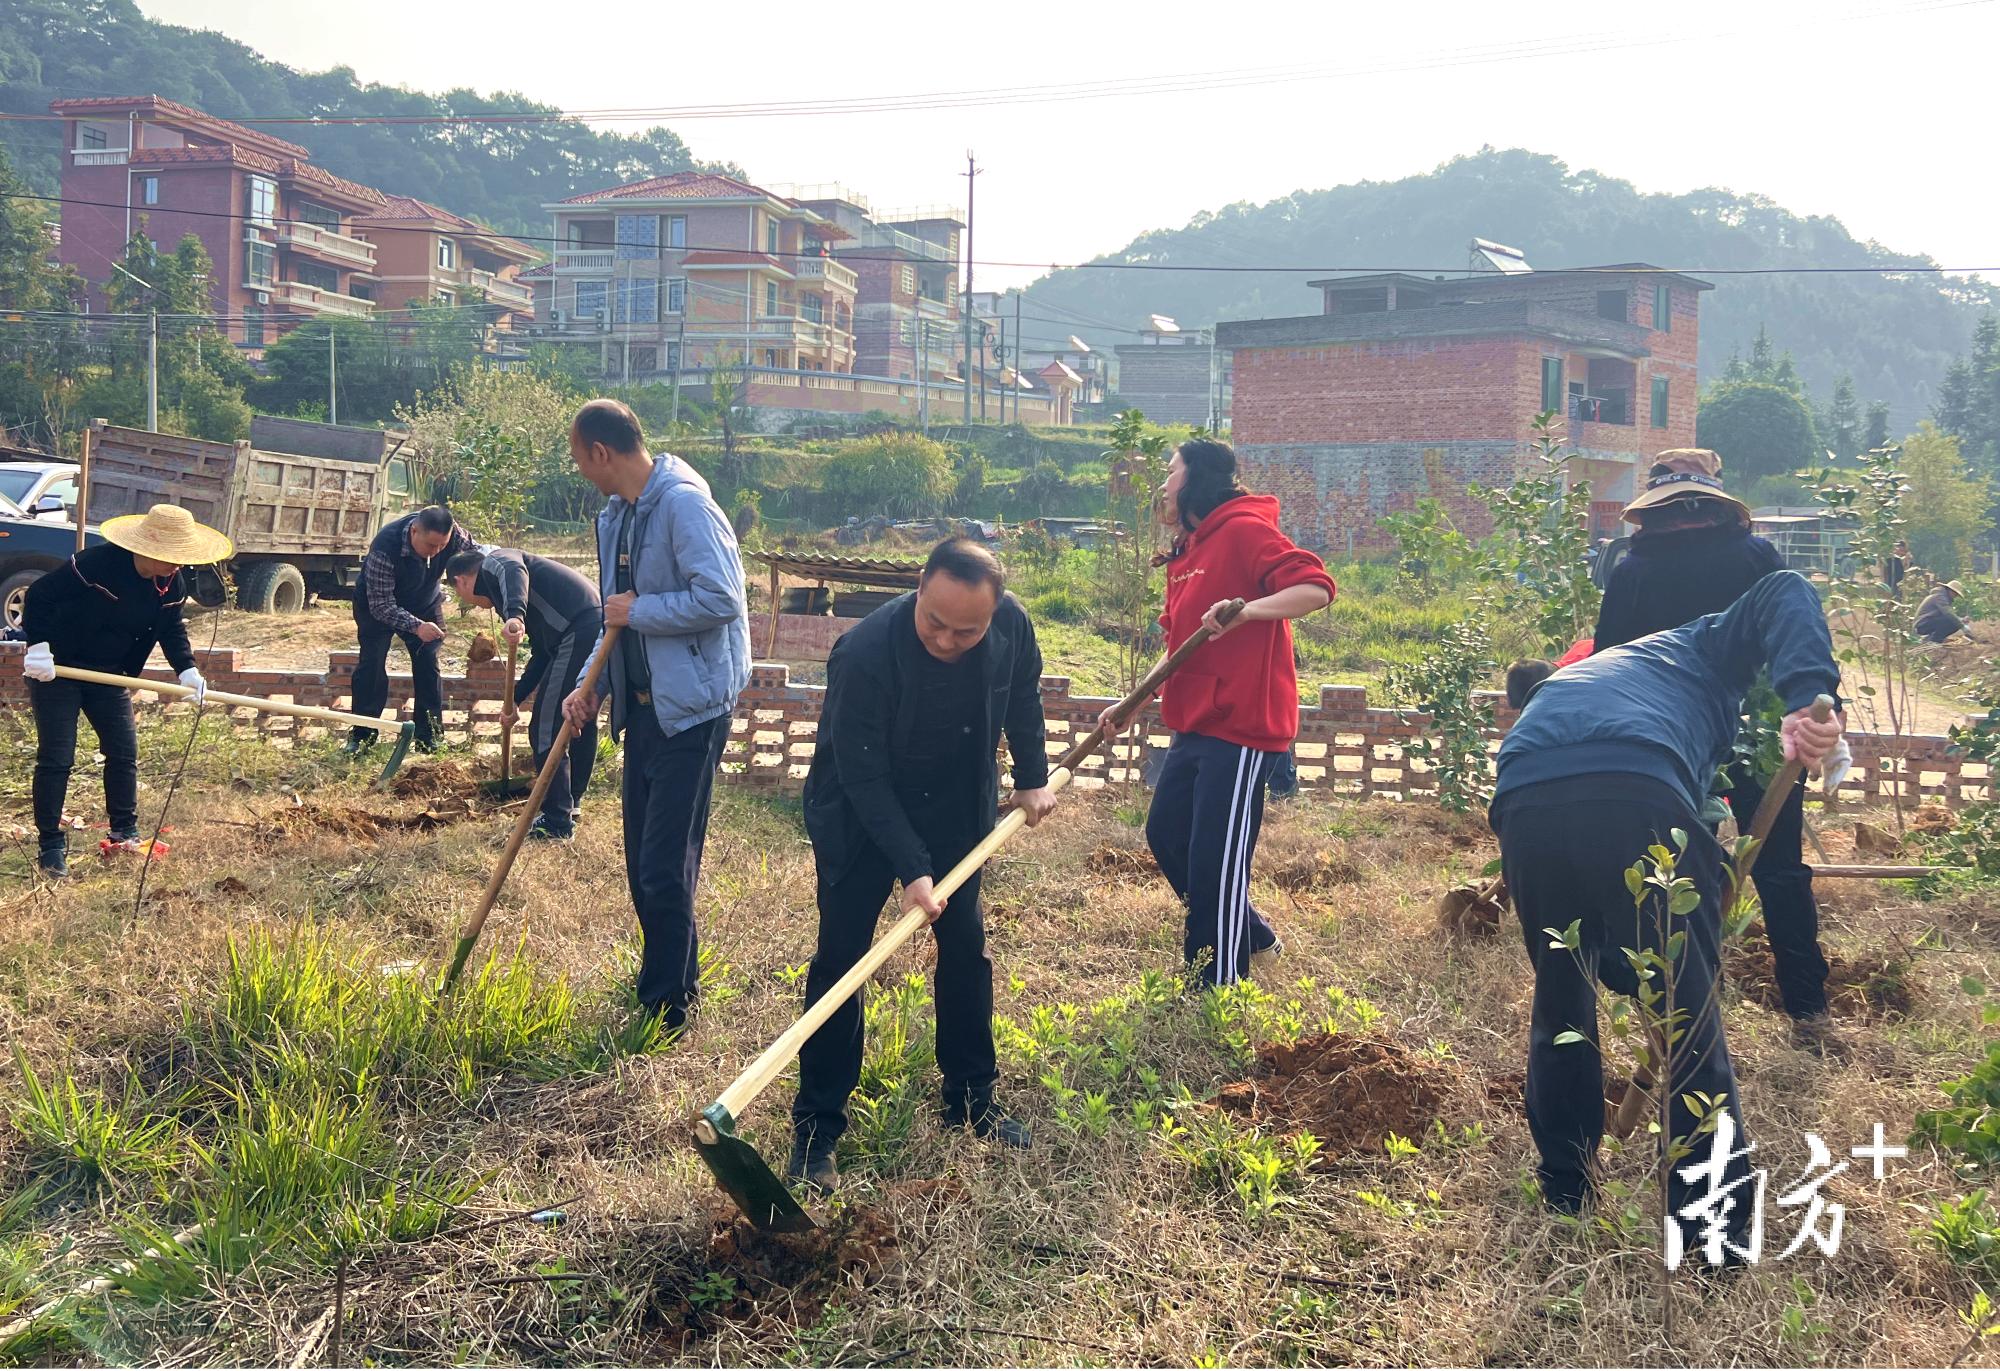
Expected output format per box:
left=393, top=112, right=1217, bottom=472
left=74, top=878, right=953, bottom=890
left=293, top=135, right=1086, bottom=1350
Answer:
left=458, top=267, right=534, bottom=309
left=854, top=224, right=951, bottom=262
left=278, top=221, right=377, bottom=270
left=794, top=256, right=859, bottom=292
left=275, top=280, right=374, bottom=319
left=71, top=147, right=130, bottom=167
left=1568, top=394, right=1631, bottom=426
left=555, top=248, right=616, bottom=271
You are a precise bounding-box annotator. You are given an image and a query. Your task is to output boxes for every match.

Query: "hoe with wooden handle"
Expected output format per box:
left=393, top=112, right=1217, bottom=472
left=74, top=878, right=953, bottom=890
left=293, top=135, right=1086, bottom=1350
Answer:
left=478, top=637, right=534, bottom=800
left=1606, top=693, right=1837, bottom=1140
left=693, top=599, right=1247, bottom=1232
left=50, top=665, right=415, bottom=788
left=443, top=626, right=619, bottom=989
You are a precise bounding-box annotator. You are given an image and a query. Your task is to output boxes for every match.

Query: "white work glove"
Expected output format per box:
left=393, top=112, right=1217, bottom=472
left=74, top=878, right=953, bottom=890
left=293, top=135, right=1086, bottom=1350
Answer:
left=177, top=666, right=207, bottom=708
left=1820, top=735, right=1854, bottom=792
left=22, top=642, right=54, bottom=682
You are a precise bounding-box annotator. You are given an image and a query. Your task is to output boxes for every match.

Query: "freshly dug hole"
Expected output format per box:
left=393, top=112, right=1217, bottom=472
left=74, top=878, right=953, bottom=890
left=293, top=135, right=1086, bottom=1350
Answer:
left=1728, top=920, right=1916, bottom=1021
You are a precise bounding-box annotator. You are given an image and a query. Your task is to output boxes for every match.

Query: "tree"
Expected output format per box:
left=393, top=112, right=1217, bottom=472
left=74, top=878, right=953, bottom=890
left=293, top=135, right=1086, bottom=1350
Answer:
left=397, top=360, right=582, bottom=534
left=1695, top=379, right=1821, bottom=489
left=1864, top=400, right=1891, bottom=453
left=1822, top=373, right=1860, bottom=461
left=252, top=307, right=482, bottom=424
left=85, top=229, right=251, bottom=441
left=0, top=144, right=83, bottom=449
left=1898, top=422, right=1989, bottom=576
left=817, top=433, right=951, bottom=518
left=1016, top=460, right=1069, bottom=512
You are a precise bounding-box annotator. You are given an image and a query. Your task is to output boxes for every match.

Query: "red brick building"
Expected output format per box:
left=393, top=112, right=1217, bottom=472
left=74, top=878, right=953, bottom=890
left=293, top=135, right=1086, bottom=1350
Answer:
left=1215, top=263, right=1711, bottom=554
left=350, top=194, right=536, bottom=332
left=51, top=96, right=388, bottom=346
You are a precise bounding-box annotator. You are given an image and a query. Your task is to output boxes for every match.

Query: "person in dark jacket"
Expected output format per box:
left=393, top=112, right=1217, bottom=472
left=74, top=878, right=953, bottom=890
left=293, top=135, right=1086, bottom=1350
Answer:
left=1917, top=580, right=1970, bottom=643
left=1884, top=540, right=1911, bottom=596
left=1102, top=439, right=1335, bottom=987
left=19, top=504, right=232, bottom=877
left=348, top=505, right=475, bottom=753
left=1496, top=571, right=1844, bottom=1255
left=787, top=538, right=1057, bottom=1193
left=1591, top=449, right=1835, bottom=1047
left=447, top=547, right=603, bottom=841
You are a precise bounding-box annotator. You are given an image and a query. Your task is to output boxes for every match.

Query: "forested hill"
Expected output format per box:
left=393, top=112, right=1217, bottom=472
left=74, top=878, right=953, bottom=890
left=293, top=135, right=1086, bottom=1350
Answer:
left=0, top=0, right=731, bottom=240
left=1028, top=148, right=1995, bottom=428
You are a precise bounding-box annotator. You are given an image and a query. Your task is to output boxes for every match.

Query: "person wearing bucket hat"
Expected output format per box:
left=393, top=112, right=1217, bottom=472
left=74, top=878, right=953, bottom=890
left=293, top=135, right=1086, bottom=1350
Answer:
left=1592, top=449, right=1843, bottom=1052
left=19, top=503, right=231, bottom=878
left=1916, top=579, right=1971, bottom=644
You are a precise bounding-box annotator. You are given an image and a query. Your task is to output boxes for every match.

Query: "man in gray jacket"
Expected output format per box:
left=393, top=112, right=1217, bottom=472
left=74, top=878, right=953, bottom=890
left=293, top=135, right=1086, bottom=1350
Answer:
left=562, top=399, right=751, bottom=1031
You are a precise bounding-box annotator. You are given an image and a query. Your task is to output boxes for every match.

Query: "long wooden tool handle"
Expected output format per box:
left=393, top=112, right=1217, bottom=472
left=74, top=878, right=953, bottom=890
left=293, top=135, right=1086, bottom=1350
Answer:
left=444, top=626, right=618, bottom=988
left=501, top=638, right=518, bottom=784
left=52, top=664, right=401, bottom=734
left=1743, top=694, right=1837, bottom=849
left=706, top=603, right=1245, bottom=1126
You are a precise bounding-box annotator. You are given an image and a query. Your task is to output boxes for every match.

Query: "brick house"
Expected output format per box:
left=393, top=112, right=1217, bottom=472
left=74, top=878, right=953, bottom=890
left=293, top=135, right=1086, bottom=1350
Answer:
left=793, top=188, right=962, bottom=382
left=1114, top=317, right=1223, bottom=428
left=1215, top=263, right=1711, bottom=554
left=533, top=172, right=858, bottom=380
left=51, top=96, right=387, bottom=346
left=350, top=194, right=537, bottom=332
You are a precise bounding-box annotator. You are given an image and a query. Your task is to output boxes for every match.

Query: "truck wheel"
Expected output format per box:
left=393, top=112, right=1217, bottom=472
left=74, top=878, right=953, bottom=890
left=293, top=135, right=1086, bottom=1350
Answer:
left=238, top=561, right=308, bottom=614
left=0, top=570, right=41, bottom=632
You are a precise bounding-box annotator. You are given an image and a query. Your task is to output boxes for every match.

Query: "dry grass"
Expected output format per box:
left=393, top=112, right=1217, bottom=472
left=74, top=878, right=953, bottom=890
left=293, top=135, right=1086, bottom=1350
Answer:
left=0, top=718, right=1996, bottom=1366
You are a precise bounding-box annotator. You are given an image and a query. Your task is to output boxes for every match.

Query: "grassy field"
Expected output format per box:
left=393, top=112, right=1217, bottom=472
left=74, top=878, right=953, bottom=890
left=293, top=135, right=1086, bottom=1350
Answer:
left=1, top=710, right=1996, bottom=1366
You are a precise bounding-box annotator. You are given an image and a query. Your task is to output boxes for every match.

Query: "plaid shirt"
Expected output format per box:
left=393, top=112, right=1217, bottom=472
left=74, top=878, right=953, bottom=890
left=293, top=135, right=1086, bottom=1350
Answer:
left=361, top=516, right=472, bottom=634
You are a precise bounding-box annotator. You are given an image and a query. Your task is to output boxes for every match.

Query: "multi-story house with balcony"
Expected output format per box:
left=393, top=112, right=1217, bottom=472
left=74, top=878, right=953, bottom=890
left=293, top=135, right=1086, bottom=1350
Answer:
left=1215, top=247, right=1711, bottom=553
left=532, top=172, right=857, bottom=379
left=796, top=190, right=963, bottom=382
left=350, top=195, right=537, bottom=331
left=50, top=96, right=385, bottom=346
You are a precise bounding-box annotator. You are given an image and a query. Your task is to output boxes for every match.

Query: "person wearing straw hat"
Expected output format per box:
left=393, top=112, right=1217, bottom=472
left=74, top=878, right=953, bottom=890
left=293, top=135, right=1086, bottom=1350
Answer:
left=1916, top=579, right=1971, bottom=644
left=1591, top=448, right=1844, bottom=1053
left=18, top=503, right=231, bottom=878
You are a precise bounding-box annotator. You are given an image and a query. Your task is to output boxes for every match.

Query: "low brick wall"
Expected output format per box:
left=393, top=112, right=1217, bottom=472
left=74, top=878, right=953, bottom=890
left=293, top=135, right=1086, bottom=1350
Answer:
left=1, top=644, right=1981, bottom=809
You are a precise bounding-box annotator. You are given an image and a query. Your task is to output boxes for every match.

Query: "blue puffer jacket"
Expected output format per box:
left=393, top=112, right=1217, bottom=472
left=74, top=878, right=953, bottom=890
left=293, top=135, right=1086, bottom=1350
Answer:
left=581, top=454, right=750, bottom=739
left=1494, top=571, right=1839, bottom=818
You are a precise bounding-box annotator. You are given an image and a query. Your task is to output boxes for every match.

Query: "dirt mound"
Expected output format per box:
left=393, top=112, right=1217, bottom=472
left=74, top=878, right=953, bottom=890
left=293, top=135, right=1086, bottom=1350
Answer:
left=389, top=758, right=478, bottom=801
left=1087, top=845, right=1159, bottom=881
left=1265, top=848, right=1363, bottom=893
left=666, top=1202, right=898, bottom=1333
left=1727, top=921, right=1915, bottom=1021
left=1909, top=803, right=1957, bottom=836
left=1210, top=1033, right=1455, bottom=1153
left=1436, top=878, right=1506, bottom=939
left=254, top=792, right=488, bottom=842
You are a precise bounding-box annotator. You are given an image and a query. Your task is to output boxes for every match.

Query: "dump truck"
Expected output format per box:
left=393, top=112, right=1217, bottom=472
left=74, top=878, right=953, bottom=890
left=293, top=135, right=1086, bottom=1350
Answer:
left=80, top=417, right=422, bottom=613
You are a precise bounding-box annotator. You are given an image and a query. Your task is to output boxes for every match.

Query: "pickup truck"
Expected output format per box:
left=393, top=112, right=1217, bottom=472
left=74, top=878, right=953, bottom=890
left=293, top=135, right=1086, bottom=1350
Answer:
left=81, top=417, right=423, bottom=613
left=0, top=490, right=102, bottom=631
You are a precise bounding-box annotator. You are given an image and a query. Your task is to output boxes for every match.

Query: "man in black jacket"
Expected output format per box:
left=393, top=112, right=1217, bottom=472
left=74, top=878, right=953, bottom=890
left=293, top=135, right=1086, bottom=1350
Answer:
left=1499, top=571, right=1844, bottom=1258
left=448, top=547, right=604, bottom=840
left=1592, top=449, right=1835, bottom=1048
left=348, top=506, right=475, bottom=752
left=1917, top=580, right=1970, bottom=643
left=788, top=538, right=1057, bottom=1192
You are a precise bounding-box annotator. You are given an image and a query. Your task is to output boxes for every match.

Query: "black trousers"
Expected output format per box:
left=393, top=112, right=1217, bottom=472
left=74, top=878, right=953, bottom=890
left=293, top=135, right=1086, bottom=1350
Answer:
left=30, top=678, right=139, bottom=843
left=349, top=615, right=445, bottom=746
left=793, top=819, right=996, bottom=1145
left=1496, top=776, right=1753, bottom=1245
left=1146, top=731, right=1282, bottom=986
left=623, top=707, right=729, bottom=1013
left=526, top=621, right=599, bottom=825
left=1723, top=771, right=1829, bottom=1019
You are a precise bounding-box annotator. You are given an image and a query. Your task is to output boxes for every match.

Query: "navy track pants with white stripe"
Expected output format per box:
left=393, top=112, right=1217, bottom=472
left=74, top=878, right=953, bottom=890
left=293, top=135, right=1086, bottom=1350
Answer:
left=1146, top=731, right=1283, bottom=986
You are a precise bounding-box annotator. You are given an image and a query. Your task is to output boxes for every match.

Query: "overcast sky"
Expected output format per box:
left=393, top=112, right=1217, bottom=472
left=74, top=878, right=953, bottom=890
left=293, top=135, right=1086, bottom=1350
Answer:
left=139, top=0, right=2000, bottom=293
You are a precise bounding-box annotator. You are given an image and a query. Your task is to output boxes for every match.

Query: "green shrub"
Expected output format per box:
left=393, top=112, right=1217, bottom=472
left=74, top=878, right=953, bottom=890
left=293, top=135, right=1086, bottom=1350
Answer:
left=1026, top=586, right=1090, bottom=624
left=818, top=433, right=952, bottom=518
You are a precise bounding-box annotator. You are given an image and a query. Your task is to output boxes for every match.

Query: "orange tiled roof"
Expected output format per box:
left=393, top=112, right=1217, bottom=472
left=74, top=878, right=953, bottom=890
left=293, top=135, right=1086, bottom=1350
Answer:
left=277, top=159, right=386, bottom=209
left=131, top=143, right=282, bottom=174
left=357, top=193, right=537, bottom=259
left=49, top=95, right=309, bottom=160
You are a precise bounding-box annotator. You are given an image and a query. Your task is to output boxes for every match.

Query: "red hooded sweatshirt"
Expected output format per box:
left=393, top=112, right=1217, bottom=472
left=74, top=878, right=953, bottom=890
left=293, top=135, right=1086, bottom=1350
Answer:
left=1158, top=493, right=1337, bottom=752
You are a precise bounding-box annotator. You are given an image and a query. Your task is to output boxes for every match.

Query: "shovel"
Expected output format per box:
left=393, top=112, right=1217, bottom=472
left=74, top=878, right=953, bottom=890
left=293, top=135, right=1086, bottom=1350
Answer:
left=442, top=626, right=617, bottom=989
left=50, top=665, right=414, bottom=788
left=479, top=637, right=533, bottom=800
left=692, top=599, right=1247, bottom=1232
left=1607, top=693, right=1835, bottom=1140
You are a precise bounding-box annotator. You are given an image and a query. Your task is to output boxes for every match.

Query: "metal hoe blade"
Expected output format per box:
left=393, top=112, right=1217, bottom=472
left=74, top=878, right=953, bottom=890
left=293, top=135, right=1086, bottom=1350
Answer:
left=692, top=1103, right=816, bottom=1233
left=371, top=721, right=416, bottom=790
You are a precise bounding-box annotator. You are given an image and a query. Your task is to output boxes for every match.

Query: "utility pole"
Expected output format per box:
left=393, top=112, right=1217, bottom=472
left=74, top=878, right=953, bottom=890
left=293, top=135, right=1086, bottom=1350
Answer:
left=1014, top=292, right=1023, bottom=425
left=996, top=317, right=1005, bottom=427
left=147, top=310, right=158, bottom=432
left=670, top=310, right=687, bottom=428
left=917, top=320, right=929, bottom=436
left=961, top=152, right=979, bottom=424
left=328, top=327, right=337, bottom=425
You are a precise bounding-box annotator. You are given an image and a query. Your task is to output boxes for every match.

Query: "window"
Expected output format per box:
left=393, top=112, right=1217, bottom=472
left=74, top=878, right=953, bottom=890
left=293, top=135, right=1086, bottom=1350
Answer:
left=615, top=214, right=658, bottom=260
left=348, top=279, right=373, bottom=302
left=243, top=305, right=264, bottom=348
left=765, top=349, right=779, bottom=369
left=1651, top=377, right=1670, bottom=429
left=766, top=218, right=779, bottom=254
left=1654, top=283, right=1671, bottom=333
left=296, top=261, right=339, bottom=292
left=765, top=281, right=778, bottom=316
left=1540, top=356, right=1563, bottom=413
left=574, top=279, right=610, bottom=323
left=435, top=290, right=454, bottom=307
left=245, top=240, right=275, bottom=287
left=665, top=277, right=686, bottom=313
left=802, top=295, right=823, bottom=324
left=666, top=215, right=686, bottom=249
left=899, top=266, right=916, bottom=296
left=1596, top=289, right=1628, bottom=323
left=141, top=176, right=158, bottom=206
left=614, top=278, right=657, bottom=324
left=42, top=476, right=77, bottom=512
left=297, top=201, right=340, bottom=230
left=437, top=238, right=457, bottom=270
left=569, top=220, right=613, bottom=249
left=80, top=124, right=108, bottom=150
left=665, top=341, right=682, bottom=371
left=246, top=176, right=277, bottom=226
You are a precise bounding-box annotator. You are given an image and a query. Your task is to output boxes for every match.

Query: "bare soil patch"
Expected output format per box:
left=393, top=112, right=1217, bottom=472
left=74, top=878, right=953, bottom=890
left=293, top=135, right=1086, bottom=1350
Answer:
left=1210, top=1033, right=1459, bottom=1153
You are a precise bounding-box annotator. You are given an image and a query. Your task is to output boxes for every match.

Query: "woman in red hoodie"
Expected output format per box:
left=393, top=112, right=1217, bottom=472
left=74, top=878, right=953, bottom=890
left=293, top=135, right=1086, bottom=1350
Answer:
left=1105, top=439, right=1336, bottom=986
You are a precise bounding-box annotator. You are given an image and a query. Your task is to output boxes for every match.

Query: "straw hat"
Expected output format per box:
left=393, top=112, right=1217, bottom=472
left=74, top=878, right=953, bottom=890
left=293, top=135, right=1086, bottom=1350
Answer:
left=1944, top=580, right=1967, bottom=597
left=1620, top=449, right=1752, bottom=524
left=100, top=503, right=233, bottom=565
